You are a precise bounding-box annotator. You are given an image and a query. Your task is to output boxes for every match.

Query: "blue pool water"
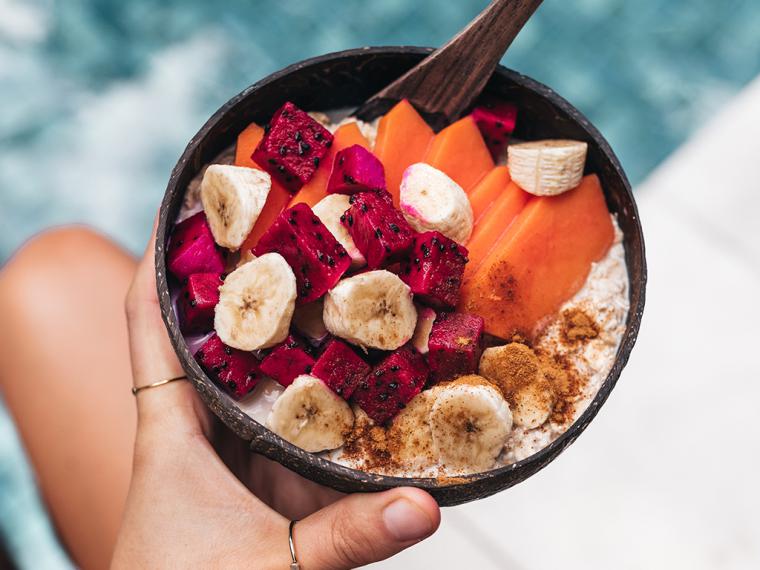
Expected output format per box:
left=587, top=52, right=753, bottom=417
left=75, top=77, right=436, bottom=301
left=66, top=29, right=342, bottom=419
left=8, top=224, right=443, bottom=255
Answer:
left=1, top=0, right=759, bottom=566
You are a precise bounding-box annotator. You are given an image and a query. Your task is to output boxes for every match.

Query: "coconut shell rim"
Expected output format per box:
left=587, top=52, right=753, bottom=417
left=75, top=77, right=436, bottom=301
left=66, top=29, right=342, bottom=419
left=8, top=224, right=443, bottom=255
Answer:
left=155, top=46, right=647, bottom=506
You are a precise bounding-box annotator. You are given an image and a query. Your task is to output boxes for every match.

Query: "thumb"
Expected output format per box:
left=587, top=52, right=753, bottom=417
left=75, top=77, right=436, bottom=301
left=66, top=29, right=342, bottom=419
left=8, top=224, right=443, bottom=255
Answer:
left=294, top=487, right=440, bottom=569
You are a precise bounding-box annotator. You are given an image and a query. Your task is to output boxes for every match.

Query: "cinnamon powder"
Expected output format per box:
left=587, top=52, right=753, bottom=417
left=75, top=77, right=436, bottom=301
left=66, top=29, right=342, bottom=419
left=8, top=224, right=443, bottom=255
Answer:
left=478, top=343, right=545, bottom=396
left=560, top=308, right=599, bottom=343
left=341, top=411, right=399, bottom=473
left=538, top=352, right=582, bottom=426
left=341, top=319, right=596, bottom=473
left=479, top=342, right=584, bottom=428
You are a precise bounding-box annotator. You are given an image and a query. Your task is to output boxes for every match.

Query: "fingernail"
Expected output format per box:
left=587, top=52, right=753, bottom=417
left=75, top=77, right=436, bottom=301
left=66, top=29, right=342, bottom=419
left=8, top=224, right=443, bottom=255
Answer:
left=383, top=498, right=434, bottom=542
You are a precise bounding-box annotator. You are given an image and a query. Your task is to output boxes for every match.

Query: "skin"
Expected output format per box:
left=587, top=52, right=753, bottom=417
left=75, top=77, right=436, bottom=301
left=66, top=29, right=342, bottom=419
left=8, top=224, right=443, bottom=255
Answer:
left=0, top=227, right=136, bottom=569
left=0, top=219, right=441, bottom=569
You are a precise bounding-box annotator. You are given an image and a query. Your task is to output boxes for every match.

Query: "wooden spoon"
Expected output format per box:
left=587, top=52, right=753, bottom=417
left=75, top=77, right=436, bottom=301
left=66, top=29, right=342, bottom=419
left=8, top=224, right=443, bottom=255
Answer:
left=354, top=0, right=543, bottom=130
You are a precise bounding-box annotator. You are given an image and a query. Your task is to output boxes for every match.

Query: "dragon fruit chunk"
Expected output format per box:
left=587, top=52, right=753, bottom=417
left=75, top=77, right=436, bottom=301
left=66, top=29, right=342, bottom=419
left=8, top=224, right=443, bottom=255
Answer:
left=178, top=272, right=222, bottom=334
left=401, top=231, right=468, bottom=309
left=252, top=102, right=334, bottom=192
left=196, top=333, right=261, bottom=399
left=326, top=144, right=386, bottom=195
left=427, top=312, right=485, bottom=383
left=259, top=334, right=316, bottom=387
left=471, top=98, right=518, bottom=160
left=352, top=345, right=429, bottom=424
left=167, top=212, right=226, bottom=280
left=311, top=339, right=370, bottom=400
left=341, top=189, right=416, bottom=269
left=253, top=203, right=351, bottom=304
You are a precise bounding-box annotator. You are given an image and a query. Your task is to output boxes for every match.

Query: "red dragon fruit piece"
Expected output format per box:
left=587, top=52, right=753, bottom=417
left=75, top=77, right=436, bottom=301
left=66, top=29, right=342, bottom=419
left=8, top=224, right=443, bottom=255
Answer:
left=352, top=345, right=429, bottom=424
left=253, top=203, right=351, bottom=304
left=167, top=212, right=226, bottom=280
left=400, top=231, right=468, bottom=309
left=252, top=102, right=333, bottom=192
left=341, top=189, right=416, bottom=269
left=326, top=144, right=386, bottom=195
left=259, top=334, right=316, bottom=387
left=196, top=333, right=261, bottom=399
left=311, top=339, right=370, bottom=400
left=427, top=312, right=485, bottom=383
left=178, top=272, right=222, bottom=334
left=471, top=98, right=518, bottom=160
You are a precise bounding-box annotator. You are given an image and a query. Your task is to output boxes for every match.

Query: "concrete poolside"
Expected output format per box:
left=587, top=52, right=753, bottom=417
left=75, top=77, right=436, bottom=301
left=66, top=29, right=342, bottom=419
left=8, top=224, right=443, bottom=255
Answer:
left=372, top=75, right=760, bottom=569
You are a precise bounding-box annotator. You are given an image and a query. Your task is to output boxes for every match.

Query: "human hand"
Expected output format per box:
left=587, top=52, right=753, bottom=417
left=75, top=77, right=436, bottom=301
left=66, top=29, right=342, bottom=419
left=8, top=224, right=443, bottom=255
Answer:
left=112, top=218, right=440, bottom=568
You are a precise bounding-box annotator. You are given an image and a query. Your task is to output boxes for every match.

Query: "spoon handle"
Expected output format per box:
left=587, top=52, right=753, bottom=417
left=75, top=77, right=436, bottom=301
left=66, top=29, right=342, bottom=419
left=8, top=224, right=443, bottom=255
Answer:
left=356, top=0, right=543, bottom=128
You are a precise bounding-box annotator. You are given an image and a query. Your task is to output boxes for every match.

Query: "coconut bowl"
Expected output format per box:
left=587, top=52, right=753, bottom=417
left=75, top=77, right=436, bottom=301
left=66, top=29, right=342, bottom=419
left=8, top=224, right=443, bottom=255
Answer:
left=155, top=46, right=646, bottom=506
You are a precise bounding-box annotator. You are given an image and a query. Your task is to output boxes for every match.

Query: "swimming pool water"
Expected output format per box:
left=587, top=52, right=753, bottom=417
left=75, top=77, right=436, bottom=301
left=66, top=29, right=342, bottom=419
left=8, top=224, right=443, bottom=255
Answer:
left=2, top=0, right=760, bottom=262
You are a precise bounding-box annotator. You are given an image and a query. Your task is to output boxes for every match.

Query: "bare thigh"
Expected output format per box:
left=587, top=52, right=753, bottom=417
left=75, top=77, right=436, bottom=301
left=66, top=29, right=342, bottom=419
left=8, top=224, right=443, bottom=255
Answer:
left=0, top=227, right=137, bottom=570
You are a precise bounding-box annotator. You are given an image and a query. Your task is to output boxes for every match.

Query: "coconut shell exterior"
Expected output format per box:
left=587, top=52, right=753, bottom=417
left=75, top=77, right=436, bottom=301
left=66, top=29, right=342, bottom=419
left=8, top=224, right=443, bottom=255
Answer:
left=156, top=47, right=646, bottom=506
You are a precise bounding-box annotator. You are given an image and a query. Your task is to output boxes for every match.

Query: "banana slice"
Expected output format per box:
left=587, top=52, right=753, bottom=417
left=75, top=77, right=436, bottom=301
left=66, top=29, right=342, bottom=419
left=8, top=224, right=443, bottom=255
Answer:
left=507, top=140, right=587, bottom=196
left=292, top=299, right=329, bottom=344
left=312, top=194, right=366, bottom=268
left=267, top=375, right=354, bottom=452
left=430, top=376, right=512, bottom=473
left=214, top=253, right=296, bottom=350
left=323, top=270, right=417, bottom=350
left=331, top=117, right=380, bottom=147
left=308, top=111, right=332, bottom=128
left=479, top=343, right=541, bottom=394
left=201, top=164, right=271, bottom=250
left=478, top=343, right=556, bottom=429
left=387, top=390, right=436, bottom=468
left=399, top=163, right=473, bottom=244
left=351, top=403, right=373, bottom=428
left=411, top=306, right=437, bottom=354
left=510, top=377, right=556, bottom=429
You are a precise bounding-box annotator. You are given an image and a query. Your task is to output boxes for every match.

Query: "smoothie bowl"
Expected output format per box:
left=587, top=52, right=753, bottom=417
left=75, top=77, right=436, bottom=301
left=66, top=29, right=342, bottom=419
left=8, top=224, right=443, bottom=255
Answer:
left=156, top=47, right=646, bottom=505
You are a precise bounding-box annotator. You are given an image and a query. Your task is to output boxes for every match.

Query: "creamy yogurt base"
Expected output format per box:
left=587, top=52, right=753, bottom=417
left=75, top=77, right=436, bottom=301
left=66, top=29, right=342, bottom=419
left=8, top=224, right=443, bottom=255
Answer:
left=177, top=117, right=630, bottom=478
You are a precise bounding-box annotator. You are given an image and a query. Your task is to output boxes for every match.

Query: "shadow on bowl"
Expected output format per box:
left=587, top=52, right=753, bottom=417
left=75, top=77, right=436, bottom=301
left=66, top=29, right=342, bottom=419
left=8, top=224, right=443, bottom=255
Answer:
left=155, top=46, right=646, bottom=506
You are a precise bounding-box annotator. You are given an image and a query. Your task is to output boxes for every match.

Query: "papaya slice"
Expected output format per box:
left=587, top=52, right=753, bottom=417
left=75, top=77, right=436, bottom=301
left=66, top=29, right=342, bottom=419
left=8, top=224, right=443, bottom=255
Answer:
left=234, top=122, right=264, bottom=169
left=374, top=99, right=434, bottom=206
left=464, top=181, right=530, bottom=279
left=288, top=122, right=369, bottom=209
left=468, top=165, right=512, bottom=223
left=239, top=183, right=291, bottom=252
left=459, top=175, right=614, bottom=340
left=234, top=123, right=292, bottom=251
left=423, top=116, right=494, bottom=192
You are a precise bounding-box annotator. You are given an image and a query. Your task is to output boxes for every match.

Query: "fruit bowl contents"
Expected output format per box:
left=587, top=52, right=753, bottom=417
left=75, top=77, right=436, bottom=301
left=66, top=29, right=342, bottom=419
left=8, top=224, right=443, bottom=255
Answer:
left=168, top=97, right=629, bottom=477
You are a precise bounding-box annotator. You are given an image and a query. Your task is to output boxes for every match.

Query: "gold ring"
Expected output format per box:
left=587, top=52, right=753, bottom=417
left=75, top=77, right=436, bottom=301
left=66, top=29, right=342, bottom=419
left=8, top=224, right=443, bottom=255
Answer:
left=131, top=375, right=187, bottom=396
left=289, top=519, right=300, bottom=569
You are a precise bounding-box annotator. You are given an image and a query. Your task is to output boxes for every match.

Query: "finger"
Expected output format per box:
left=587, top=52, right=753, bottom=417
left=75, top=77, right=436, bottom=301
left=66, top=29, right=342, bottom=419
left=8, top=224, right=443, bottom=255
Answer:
left=124, top=212, right=206, bottom=434
left=294, top=487, right=440, bottom=569
left=126, top=213, right=184, bottom=386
